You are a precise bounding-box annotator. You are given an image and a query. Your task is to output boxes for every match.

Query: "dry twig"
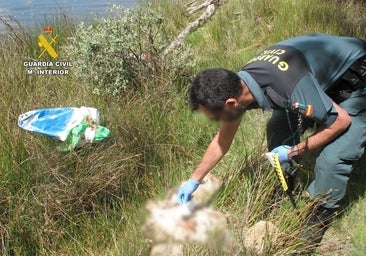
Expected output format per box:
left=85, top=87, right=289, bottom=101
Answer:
left=163, top=2, right=217, bottom=56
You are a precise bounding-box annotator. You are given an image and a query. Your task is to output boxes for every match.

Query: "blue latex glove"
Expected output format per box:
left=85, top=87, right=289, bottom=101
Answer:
left=177, top=179, right=200, bottom=205
left=271, top=145, right=292, bottom=162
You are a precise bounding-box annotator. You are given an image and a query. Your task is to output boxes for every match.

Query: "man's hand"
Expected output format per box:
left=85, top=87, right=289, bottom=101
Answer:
left=271, top=145, right=292, bottom=162
left=177, top=179, right=200, bottom=204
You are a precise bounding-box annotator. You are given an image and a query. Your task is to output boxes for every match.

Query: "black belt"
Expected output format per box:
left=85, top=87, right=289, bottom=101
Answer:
left=342, top=55, right=366, bottom=90
left=327, top=55, right=366, bottom=104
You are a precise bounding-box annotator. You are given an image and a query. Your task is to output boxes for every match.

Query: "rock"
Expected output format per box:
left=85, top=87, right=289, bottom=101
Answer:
left=190, top=173, right=222, bottom=206
left=150, top=244, right=183, bottom=256
left=316, top=227, right=353, bottom=256
left=244, top=220, right=280, bottom=255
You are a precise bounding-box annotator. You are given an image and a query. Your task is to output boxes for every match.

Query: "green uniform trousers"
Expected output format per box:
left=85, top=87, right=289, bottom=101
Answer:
left=266, top=89, right=366, bottom=208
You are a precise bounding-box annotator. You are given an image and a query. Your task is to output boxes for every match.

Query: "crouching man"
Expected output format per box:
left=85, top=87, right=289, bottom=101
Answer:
left=177, top=34, right=366, bottom=245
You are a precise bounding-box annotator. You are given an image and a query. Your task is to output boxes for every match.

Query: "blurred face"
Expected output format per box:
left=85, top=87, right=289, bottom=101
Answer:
left=198, top=104, right=246, bottom=122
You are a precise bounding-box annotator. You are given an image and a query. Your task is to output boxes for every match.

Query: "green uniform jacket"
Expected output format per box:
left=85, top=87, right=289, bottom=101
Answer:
left=238, top=33, right=366, bottom=127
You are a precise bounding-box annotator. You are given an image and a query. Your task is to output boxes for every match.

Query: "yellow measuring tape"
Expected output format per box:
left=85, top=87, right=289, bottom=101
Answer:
left=266, top=152, right=297, bottom=208
left=266, top=152, right=313, bottom=208
left=273, top=153, right=289, bottom=192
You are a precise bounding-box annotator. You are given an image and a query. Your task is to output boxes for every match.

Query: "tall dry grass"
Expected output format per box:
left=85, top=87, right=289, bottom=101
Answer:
left=0, top=0, right=365, bottom=255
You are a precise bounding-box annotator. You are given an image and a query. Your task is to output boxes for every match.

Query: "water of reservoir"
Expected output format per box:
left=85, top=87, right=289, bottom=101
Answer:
left=0, top=0, right=140, bottom=28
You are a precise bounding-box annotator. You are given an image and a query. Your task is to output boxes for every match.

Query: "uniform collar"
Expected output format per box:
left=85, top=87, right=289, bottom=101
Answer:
left=237, top=71, right=271, bottom=111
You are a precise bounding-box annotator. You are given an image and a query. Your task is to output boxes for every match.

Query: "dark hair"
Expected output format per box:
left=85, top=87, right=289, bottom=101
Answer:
left=189, top=68, right=242, bottom=111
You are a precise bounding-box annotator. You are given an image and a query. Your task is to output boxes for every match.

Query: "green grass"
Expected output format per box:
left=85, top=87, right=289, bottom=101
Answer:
left=0, top=0, right=366, bottom=255
left=340, top=198, right=366, bottom=256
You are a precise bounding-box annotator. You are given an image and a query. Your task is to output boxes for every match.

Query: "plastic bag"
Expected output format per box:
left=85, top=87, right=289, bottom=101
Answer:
left=58, top=121, right=111, bottom=152
left=18, top=106, right=110, bottom=151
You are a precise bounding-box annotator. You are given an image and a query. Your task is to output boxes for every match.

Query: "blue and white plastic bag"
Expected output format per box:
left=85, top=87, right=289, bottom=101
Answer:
left=18, top=106, right=110, bottom=151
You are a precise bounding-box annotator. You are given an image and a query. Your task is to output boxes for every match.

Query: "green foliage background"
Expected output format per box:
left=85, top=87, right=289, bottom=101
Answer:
left=64, top=5, right=194, bottom=96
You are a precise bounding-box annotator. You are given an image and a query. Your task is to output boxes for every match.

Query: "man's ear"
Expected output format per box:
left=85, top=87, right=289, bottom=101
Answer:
left=224, top=98, right=239, bottom=109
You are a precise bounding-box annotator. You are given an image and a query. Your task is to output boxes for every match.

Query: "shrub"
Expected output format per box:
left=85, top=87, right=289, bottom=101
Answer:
left=64, top=5, right=195, bottom=97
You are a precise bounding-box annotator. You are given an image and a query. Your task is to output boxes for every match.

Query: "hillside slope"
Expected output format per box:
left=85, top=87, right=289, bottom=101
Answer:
left=0, top=0, right=365, bottom=255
